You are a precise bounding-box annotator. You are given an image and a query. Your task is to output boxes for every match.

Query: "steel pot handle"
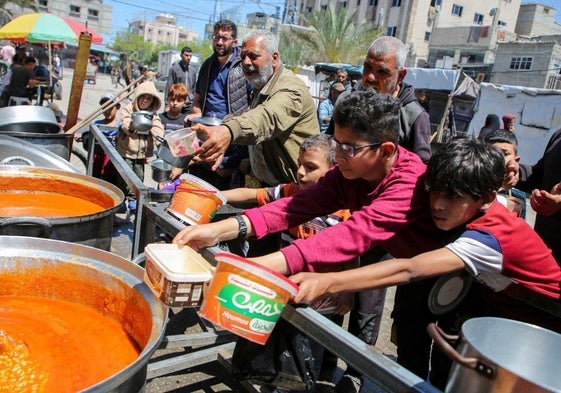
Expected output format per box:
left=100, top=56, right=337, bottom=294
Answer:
left=0, top=217, right=53, bottom=239
left=427, top=323, right=496, bottom=379
left=132, top=252, right=146, bottom=266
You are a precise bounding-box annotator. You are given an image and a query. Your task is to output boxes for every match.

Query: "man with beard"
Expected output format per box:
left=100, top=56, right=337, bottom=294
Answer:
left=165, top=46, right=197, bottom=108
left=190, top=29, right=319, bottom=186
left=184, top=20, right=252, bottom=189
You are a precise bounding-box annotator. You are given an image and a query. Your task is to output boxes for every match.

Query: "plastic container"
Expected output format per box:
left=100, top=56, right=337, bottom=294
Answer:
left=167, top=174, right=226, bottom=225
left=143, top=243, right=213, bottom=307
left=199, top=252, right=299, bottom=345
left=164, top=128, right=199, bottom=157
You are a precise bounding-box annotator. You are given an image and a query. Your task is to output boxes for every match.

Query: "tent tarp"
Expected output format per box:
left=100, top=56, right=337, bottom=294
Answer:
left=404, top=68, right=462, bottom=91
left=468, top=83, right=561, bottom=165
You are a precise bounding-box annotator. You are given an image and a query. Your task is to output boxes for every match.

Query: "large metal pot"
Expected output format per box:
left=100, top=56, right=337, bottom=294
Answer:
left=0, top=130, right=73, bottom=160
left=0, top=236, right=167, bottom=392
left=0, top=166, right=124, bottom=250
left=0, top=105, right=61, bottom=133
left=428, top=317, right=561, bottom=392
left=0, top=135, right=78, bottom=172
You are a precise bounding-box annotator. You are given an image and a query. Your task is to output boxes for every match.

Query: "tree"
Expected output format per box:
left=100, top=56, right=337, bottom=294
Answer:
left=112, top=31, right=154, bottom=65
left=282, top=5, right=380, bottom=65
left=0, top=0, right=38, bottom=26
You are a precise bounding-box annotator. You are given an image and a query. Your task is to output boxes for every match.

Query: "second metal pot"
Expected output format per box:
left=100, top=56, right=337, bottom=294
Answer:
left=151, top=158, right=173, bottom=183
left=429, top=317, right=561, bottom=393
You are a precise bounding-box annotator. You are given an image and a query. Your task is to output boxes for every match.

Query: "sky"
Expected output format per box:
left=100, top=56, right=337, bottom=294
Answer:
left=103, top=0, right=285, bottom=44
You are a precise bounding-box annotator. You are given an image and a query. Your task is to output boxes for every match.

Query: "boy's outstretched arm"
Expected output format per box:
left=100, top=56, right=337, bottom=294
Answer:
left=222, top=188, right=259, bottom=204
left=290, top=248, right=465, bottom=304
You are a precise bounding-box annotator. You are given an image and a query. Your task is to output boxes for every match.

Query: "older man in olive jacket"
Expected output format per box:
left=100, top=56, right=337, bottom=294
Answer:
left=191, top=29, right=319, bottom=186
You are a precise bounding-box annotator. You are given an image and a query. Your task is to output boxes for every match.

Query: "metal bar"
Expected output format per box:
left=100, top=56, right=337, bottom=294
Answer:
left=147, top=342, right=236, bottom=380
left=282, top=306, right=441, bottom=393
left=158, top=331, right=235, bottom=349
left=87, top=123, right=154, bottom=257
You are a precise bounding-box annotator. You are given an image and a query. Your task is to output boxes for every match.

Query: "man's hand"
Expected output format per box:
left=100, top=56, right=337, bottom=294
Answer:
left=530, top=182, right=561, bottom=217
left=191, top=124, right=232, bottom=170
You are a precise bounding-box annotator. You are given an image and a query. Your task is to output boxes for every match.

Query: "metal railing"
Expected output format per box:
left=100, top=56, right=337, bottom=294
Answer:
left=86, top=123, right=173, bottom=257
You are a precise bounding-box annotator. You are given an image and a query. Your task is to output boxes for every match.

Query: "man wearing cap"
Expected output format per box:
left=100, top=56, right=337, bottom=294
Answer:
left=503, top=113, right=516, bottom=132
left=318, top=82, right=345, bottom=133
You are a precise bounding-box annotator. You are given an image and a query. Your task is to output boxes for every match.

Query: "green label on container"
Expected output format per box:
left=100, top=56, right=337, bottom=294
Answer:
left=218, top=283, right=285, bottom=322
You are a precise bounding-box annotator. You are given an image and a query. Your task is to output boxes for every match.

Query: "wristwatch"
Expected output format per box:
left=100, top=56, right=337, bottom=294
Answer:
left=233, top=215, right=247, bottom=239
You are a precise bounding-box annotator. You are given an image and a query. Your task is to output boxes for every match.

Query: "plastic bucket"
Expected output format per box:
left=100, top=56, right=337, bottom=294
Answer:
left=167, top=174, right=226, bottom=225
left=199, top=252, right=299, bottom=345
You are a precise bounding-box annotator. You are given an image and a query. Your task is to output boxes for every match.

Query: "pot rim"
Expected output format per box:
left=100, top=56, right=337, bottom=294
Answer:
left=0, top=165, right=124, bottom=223
left=459, top=317, right=561, bottom=391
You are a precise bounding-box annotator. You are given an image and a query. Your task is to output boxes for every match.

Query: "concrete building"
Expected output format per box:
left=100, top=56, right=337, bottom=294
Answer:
left=5, top=0, right=112, bottom=34
left=491, top=38, right=561, bottom=89
left=286, top=0, right=521, bottom=67
left=130, top=14, right=199, bottom=46
left=516, top=3, right=561, bottom=37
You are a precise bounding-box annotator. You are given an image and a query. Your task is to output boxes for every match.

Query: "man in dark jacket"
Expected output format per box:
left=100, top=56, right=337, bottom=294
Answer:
left=518, top=128, right=561, bottom=264
left=184, top=19, right=252, bottom=189
left=165, top=46, right=197, bottom=105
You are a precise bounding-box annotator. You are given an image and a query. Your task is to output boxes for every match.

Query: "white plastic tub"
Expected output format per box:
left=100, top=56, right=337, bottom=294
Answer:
left=143, top=243, right=212, bottom=307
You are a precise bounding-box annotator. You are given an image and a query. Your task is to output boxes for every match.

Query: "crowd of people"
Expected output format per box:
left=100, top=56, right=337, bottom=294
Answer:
left=0, top=42, right=57, bottom=107
left=54, top=21, right=561, bottom=393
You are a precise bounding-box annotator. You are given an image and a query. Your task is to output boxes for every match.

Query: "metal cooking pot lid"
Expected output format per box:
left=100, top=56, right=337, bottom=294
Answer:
left=428, top=272, right=473, bottom=315
left=190, top=116, right=222, bottom=126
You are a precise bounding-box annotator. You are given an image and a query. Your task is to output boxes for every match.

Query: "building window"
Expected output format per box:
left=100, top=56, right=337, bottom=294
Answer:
left=498, top=20, right=506, bottom=27
left=424, top=31, right=431, bottom=41
left=321, top=4, right=327, bottom=10
left=387, top=26, right=396, bottom=36
left=452, top=4, right=463, bottom=17
left=38, top=0, right=47, bottom=5
left=430, top=0, right=442, bottom=6
left=69, top=5, right=81, bottom=17
left=357, top=0, right=361, bottom=5
left=510, top=57, right=533, bottom=70
left=341, top=1, right=347, bottom=8
left=88, top=9, right=99, bottom=20
left=306, top=6, right=313, bottom=13
left=370, top=0, right=376, bottom=5
left=474, top=13, right=484, bottom=25
left=392, top=0, right=401, bottom=6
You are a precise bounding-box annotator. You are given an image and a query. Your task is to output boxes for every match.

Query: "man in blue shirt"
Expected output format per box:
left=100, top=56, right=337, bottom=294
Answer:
left=318, top=82, right=345, bottom=133
left=186, top=20, right=252, bottom=189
